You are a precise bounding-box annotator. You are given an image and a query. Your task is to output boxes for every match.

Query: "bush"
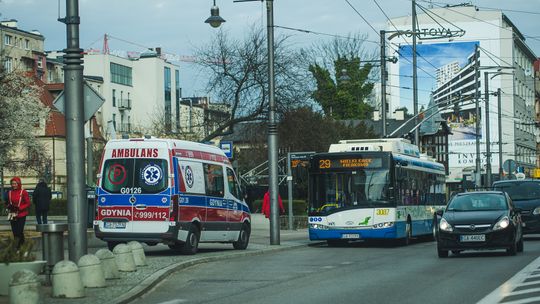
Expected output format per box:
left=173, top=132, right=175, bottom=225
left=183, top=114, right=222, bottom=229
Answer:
left=28, top=198, right=67, bottom=216
left=251, top=199, right=307, bottom=215
left=0, top=238, right=36, bottom=264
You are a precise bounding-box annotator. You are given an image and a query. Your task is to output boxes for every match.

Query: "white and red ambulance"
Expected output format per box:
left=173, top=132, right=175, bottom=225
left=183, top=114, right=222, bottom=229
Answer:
left=93, top=138, right=251, bottom=254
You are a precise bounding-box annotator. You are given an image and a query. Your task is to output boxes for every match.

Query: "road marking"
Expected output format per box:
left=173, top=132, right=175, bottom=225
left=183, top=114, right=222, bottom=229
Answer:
left=156, top=299, right=188, bottom=304
left=477, top=256, right=540, bottom=304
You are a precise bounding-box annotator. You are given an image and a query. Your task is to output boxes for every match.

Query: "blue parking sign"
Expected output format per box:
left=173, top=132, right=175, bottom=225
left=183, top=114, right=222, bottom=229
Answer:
left=220, top=141, right=233, bottom=158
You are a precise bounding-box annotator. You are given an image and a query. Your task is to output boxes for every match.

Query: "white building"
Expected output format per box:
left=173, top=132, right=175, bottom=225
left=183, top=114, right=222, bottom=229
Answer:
left=435, top=61, right=460, bottom=88
left=83, top=48, right=180, bottom=137
left=386, top=4, right=537, bottom=185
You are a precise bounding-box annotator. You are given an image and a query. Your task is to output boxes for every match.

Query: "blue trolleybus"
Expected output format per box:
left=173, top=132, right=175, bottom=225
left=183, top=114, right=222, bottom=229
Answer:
left=308, top=138, right=447, bottom=246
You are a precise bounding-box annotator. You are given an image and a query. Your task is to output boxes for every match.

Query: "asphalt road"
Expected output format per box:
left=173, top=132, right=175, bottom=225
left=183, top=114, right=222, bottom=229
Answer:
left=131, top=236, right=540, bottom=304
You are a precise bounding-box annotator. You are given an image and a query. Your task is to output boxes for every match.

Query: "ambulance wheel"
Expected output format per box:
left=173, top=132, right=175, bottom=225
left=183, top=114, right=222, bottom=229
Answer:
left=233, top=223, right=251, bottom=250
left=168, top=242, right=184, bottom=251
left=107, top=241, right=121, bottom=251
left=181, top=224, right=200, bottom=255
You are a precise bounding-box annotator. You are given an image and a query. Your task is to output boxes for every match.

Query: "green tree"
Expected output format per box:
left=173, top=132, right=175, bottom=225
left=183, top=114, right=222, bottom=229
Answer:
left=278, top=107, right=376, bottom=153
left=310, top=56, right=374, bottom=119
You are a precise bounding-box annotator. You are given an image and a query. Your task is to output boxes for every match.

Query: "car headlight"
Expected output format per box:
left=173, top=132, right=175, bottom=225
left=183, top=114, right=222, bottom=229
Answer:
left=439, top=218, right=453, bottom=232
left=533, top=207, right=540, bottom=215
left=493, top=216, right=510, bottom=230
left=309, top=223, right=329, bottom=230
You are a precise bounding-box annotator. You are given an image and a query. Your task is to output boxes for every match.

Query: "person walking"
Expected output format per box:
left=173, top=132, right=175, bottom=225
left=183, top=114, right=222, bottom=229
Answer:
left=5, top=177, right=30, bottom=248
left=261, top=190, right=285, bottom=219
left=33, top=179, right=52, bottom=224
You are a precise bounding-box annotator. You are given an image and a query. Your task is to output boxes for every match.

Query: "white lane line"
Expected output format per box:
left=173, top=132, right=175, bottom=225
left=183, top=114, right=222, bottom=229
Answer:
left=156, top=299, right=188, bottom=304
left=494, top=296, right=540, bottom=304
left=477, top=256, right=540, bottom=304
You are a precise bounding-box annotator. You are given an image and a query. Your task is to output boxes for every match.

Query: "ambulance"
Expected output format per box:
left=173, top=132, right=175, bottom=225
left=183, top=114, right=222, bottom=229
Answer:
left=93, top=138, right=251, bottom=254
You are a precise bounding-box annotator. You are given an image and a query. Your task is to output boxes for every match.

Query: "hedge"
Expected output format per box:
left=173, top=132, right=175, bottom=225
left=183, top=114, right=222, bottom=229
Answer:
left=27, top=198, right=68, bottom=216
left=251, top=199, right=307, bottom=215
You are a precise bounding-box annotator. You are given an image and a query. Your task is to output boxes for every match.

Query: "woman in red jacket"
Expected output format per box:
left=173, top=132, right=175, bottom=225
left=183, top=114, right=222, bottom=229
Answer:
left=5, top=177, right=30, bottom=248
left=262, top=190, right=285, bottom=219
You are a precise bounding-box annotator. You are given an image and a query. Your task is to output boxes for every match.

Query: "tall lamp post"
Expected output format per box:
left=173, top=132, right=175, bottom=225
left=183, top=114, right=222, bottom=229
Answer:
left=206, top=0, right=280, bottom=244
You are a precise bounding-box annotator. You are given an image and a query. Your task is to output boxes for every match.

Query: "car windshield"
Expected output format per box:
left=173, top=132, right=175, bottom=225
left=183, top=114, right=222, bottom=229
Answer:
left=447, top=193, right=507, bottom=211
left=493, top=181, right=540, bottom=201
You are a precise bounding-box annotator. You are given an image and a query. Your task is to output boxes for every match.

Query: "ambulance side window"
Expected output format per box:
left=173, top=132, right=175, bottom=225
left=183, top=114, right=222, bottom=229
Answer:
left=204, top=163, right=224, bottom=197
left=226, top=168, right=241, bottom=200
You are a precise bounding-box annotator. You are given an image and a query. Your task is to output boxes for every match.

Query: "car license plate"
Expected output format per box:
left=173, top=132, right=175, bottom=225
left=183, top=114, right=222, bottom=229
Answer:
left=104, top=221, right=127, bottom=229
left=341, top=234, right=360, bottom=239
left=460, top=234, right=485, bottom=242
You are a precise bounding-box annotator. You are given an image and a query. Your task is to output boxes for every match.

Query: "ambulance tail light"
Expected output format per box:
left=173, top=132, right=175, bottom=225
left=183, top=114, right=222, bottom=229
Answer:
left=170, top=195, right=179, bottom=221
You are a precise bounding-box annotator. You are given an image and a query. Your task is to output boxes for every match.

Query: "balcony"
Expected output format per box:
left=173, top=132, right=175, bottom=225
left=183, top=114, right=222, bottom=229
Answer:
left=118, top=123, right=131, bottom=133
left=118, top=99, right=131, bottom=111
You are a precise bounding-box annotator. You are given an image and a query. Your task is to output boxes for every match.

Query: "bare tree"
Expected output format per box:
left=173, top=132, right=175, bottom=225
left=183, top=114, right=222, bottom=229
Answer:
left=193, top=25, right=312, bottom=142
left=0, top=70, right=49, bottom=189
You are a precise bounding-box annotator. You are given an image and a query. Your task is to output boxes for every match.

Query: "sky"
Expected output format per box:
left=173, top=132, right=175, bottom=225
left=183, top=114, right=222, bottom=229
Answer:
left=2, top=0, right=539, bottom=98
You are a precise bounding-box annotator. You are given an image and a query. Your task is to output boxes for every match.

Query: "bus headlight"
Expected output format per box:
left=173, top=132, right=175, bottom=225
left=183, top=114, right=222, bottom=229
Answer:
left=373, top=222, right=394, bottom=229
left=309, top=224, right=329, bottom=230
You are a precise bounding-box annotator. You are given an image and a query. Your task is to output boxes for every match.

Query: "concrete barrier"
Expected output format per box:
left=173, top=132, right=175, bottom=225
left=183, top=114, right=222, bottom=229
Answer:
left=8, top=270, right=39, bottom=304
left=95, top=249, right=120, bottom=279
left=113, top=244, right=136, bottom=272
left=127, top=241, right=147, bottom=266
left=78, top=254, right=106, bottom=288
left=52, top=260, right=85, bottom=298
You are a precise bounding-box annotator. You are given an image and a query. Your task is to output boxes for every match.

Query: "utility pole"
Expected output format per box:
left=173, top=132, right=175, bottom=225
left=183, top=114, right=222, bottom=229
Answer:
left=266, top=0, right=280, bottom=245
left=380, top=30, right=387, bottom=137
left=497, top=88, right=503, bottom=180
left=484, top=72, right=492, bottom=187
left=59, top=0, right=87, bottom=262
left=474, top=44, right=481, bottom=189
left=412, top=0, right=419, bottom=146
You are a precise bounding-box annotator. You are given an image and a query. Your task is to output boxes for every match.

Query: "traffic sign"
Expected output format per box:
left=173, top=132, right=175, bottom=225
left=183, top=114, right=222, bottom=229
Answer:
left=219, top=141, right=233, bottom=158
left=53, top=81, right=105, bottom=122
left=503, top=159, right=517, bottom=174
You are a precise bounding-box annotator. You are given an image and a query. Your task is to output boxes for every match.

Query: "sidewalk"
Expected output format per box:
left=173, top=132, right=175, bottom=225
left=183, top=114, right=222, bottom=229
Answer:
left=0, top=214, right=311, bottom=304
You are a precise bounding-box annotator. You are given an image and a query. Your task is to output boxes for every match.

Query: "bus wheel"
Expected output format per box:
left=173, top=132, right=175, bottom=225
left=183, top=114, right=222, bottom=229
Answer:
left=107, top=241, right=120, bottom=251
left=181, top=224, right=200, bottom=255
left=233, top=223, right=251, bottom=250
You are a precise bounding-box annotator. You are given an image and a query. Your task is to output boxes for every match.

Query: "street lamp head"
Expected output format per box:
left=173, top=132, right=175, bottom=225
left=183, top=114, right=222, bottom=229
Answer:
left=205, top=1, right=226, bottom=28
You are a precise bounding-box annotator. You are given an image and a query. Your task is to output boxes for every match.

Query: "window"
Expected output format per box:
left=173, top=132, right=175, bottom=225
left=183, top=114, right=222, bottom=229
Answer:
left=101, top=159, right=168, bottom=194
left=110, top=63, right=132, bottom=86
left=204, top=164, right=224, bottom=197
left=3, top=57, right=12, bottom=73
left=112, top=89, right=116, bottom=107
left=112, top=114, right=116, bottom=130
left=164, top=67, right=172, bottom=131
left=24, top=39, right=30, bottom=50
left=227, top=168, right=241, bottom=199
left=4, top=34, right=12, bottom=45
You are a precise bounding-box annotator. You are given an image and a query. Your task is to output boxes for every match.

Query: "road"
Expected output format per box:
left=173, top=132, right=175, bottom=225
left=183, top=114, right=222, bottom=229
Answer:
left=132, top=236, right=540, bottom=304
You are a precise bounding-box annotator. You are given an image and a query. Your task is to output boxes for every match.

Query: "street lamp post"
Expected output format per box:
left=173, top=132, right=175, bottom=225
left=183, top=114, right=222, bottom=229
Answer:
left=206, top=0, right=280, bottom=244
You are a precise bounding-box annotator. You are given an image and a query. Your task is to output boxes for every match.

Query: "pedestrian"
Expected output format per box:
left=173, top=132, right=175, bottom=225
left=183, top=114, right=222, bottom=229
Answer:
left=261, top=190, right=285, bottom=219
left=4, top=177, right=30, bottom=249
left=33, top=178, right=52, bottom=224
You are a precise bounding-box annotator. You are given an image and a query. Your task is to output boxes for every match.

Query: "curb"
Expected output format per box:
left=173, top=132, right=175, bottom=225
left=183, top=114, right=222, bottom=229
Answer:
left=115, top=242, right=309, bottom=304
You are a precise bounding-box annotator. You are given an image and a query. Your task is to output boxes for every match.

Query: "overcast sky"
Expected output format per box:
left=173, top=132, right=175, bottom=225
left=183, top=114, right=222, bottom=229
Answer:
left=2, top=0, right=539, bottom=97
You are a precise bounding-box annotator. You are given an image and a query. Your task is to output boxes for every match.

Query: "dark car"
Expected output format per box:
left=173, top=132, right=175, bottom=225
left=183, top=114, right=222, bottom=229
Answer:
left=493, top=179, right=540, bottom=234
left=436, top=191, right=523, bottom=258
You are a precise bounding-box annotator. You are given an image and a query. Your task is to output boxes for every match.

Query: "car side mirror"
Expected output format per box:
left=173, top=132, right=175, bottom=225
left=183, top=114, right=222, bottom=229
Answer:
left=435, top=209, right=444, bottom=216
left=513, top=207, right=522, bottom=214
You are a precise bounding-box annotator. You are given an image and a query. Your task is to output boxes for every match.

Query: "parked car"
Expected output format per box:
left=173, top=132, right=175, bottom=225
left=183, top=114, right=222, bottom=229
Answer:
left=436, top=191, right=523, bottom=258
left=492, top=179, right=540, bottom=234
